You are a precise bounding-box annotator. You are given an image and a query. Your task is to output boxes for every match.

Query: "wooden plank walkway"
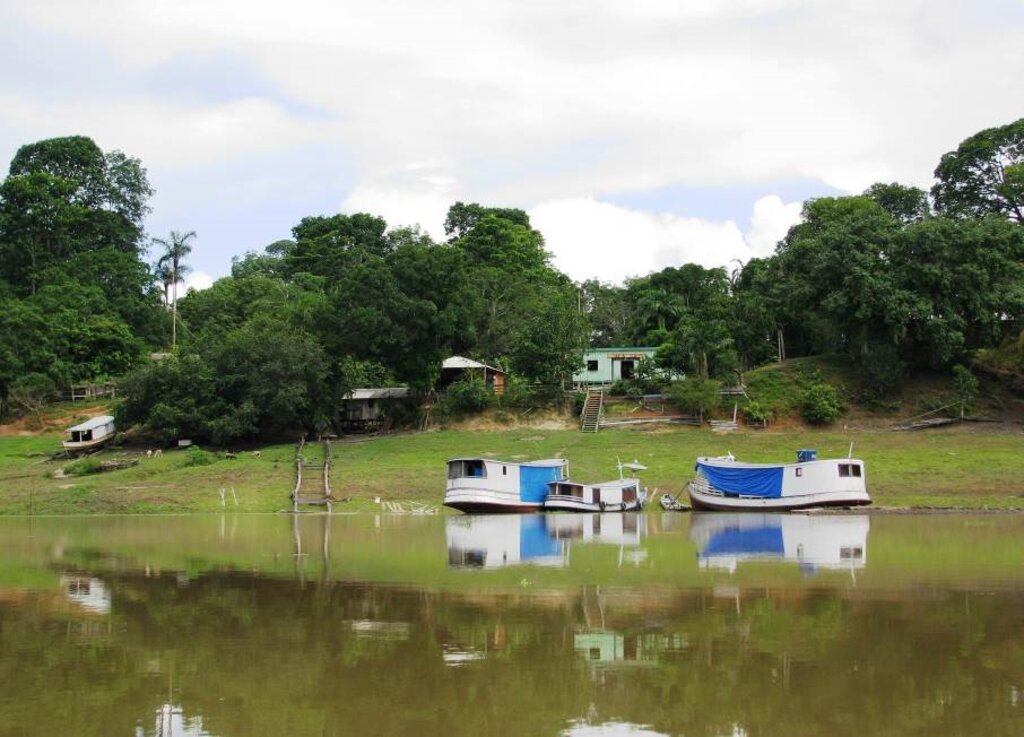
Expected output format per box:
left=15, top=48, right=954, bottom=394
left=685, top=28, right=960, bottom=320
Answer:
left=292, top=438, right=334, bottom=512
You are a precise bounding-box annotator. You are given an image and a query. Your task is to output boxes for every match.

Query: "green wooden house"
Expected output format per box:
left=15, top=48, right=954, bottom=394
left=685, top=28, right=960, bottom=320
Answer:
left=572, top=347, right=659, bottom=386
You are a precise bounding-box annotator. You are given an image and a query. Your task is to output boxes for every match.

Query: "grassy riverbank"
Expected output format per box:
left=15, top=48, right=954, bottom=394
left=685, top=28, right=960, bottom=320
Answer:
left=2, top=419, right=1023, bottom=514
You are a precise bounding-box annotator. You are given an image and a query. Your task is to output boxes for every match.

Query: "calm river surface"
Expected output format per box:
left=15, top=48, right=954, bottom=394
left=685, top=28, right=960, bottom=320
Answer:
left=1, top=512, right=1023, bottom=736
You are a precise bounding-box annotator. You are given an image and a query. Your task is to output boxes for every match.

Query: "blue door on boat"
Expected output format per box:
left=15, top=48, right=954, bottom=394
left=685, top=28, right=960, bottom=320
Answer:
left=519, top=465, right=563, bottom=504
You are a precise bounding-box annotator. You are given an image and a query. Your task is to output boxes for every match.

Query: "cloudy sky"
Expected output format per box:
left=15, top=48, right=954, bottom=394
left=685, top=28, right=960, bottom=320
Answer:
left=2, top=1, right=1022, bottom=289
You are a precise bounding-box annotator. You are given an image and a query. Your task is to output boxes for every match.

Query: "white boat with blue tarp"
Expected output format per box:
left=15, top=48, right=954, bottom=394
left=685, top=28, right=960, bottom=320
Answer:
left=688, top=449, right=871, bottom=511
left=444, top=457, right=569, bottom=513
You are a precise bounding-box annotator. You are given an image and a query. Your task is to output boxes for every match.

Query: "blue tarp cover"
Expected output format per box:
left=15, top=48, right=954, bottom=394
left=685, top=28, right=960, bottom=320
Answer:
left=696, top=461, right=784, bottom=498
left=519, top=464, right=564, bottom=503
left=703, top=524, right=784, bottom=557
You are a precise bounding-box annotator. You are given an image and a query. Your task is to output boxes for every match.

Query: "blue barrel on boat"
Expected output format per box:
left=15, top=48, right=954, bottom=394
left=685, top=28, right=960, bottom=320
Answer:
left=796, top=449, right=817, bottom=463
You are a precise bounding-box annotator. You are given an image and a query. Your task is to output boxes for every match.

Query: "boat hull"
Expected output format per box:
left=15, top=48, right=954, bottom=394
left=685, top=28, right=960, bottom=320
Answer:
left=688, top=484, right=871, bottom=511
left=443, top=488, right=543, bottom=514
left=61, top=437, right=114, bottom=454
left=543, top=495, right=643, bottom=513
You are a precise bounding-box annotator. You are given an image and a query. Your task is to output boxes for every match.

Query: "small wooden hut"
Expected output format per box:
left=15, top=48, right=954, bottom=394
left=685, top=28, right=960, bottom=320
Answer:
left=438, top=356, right=506, bottom=395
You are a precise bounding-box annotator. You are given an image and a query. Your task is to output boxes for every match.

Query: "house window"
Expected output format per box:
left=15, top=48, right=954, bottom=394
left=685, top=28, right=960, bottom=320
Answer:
left=587, top=360, right=599, bottom=372
left=620, top=360, right=635, bottom=379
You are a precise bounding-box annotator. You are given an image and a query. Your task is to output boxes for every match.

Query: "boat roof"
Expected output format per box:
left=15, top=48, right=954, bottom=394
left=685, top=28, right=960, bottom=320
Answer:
left=550, top=478, right=638, bottom=489
left=67, top=415, right=115, bottom=432
left=447, top=457, right=566, bottom=466
left=697, top=456, right=863, bottom=469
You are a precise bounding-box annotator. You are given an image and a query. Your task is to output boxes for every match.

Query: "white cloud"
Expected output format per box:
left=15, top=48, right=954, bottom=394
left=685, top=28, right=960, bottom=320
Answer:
left=183, top=271, right=214, bottom=293
left=745, top=195, right=803, bottom=258
left=3, top=0, right=1022, bottom=280
left=531, top=195, right=803, bottom=284
left=340, top=162, right=459, bottom=241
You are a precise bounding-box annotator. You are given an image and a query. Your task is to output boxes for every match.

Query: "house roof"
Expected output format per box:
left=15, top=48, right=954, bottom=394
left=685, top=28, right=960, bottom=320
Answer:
left=348, top=388, right=412, bottom=400
left=584, top=347, right=658, bottom=353
left=67, top=415, right=115, bottom=432
left=441, top=356, right=505, bottom=373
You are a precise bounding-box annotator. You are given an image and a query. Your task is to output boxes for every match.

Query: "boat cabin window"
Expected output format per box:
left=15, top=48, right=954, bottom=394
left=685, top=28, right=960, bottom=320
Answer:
left=502, top=465, right=507, bottom=476
left=840, top=546, right=864, bottom=560
left=587, top=360, right=599, bottom=372
left=448, top=460, right=487, bottom=479
left=839, top=464, right=862, bottom=478
left=795, top=467, right=803, bottom=477
left=622, top=485, right=637, bottom=503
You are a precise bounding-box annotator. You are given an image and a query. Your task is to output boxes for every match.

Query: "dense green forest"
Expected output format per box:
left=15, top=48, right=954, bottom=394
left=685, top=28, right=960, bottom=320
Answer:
left=1, top=119, right=1023, bottom=441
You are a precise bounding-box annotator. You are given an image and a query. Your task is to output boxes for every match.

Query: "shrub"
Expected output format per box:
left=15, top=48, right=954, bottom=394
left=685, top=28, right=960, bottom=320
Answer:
left=951, top=364, right=979, bottom=411
left=668, top=378, right=721, bottom=419
left=64, top=457, right=103, bottom=476
left=801, top=383, right=843, bottom=425
left=184, top=446, right=215, bottom=467
left=572, top=391, right=586, bottom=416
left=743, top=400, right=770, bottom=426
left=608, top=380, right=630, bottom=397
left=859, top=344, right=907, bottom=399
left=443, top=377, right=493, bottom=414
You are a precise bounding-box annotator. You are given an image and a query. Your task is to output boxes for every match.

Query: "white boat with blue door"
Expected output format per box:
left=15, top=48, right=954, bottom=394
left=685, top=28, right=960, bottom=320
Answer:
left=444, top=457, right=569, bottom=513
left=688, top=449, right=871, bottom=511
left=543, top=461, right=648, bottom=512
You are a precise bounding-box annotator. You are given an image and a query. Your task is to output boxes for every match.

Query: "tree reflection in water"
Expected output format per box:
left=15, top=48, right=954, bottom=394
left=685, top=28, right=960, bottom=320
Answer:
left=0, top=513, right=1022, bottom=736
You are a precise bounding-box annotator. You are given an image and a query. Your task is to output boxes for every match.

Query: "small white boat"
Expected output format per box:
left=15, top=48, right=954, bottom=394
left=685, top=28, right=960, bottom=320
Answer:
left=62, top=415, right=116, bottom=453
left=688, top=449, right=870, bottom=511
left=444, top=457, right=569, bottom=513
left=544, top=461, right=648, bottom=513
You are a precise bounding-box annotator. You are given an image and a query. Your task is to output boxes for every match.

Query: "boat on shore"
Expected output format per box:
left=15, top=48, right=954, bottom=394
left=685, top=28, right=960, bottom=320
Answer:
left=688, top=449, right=871, bottom=511
left=444, top=457, right=569, bottom=513
left=544, top=461, right=648, bottom=512
left=62, top=415, right=116, bottom=454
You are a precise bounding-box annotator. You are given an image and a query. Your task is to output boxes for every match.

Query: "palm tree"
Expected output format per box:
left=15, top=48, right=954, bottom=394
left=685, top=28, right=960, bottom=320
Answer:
left=152, top=230, right=196, bottom=350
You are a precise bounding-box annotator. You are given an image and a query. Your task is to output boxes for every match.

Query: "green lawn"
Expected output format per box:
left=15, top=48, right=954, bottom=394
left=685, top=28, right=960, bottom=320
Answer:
left=1, top=422, right=1023, bottom=514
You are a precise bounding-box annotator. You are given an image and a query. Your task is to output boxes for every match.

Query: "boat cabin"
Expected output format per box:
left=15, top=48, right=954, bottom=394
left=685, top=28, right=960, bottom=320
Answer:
left=63, top=415, right=115, bottom=452
left=444, top=457, right=569, bottom=512
left=547, top=479, right=641, bottom=507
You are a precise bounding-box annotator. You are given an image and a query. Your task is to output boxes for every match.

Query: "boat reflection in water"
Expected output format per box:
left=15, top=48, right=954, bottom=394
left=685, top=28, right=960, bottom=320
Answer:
left=446, top=513, right=647, bottom=569
left=690, top=513, right=869, bottom=574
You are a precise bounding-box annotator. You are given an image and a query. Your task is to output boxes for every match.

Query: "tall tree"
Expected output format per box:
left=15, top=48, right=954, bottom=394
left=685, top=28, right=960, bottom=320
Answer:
left=865, top=182, right=931, bottom=224
left=932, top=118, right=1024, bottom=224
left=153, top=230, right=196, bottom=350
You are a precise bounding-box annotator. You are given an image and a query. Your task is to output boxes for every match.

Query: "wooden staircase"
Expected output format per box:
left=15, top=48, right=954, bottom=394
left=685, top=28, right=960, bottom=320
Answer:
left=580, top=388, right=604, bottom=432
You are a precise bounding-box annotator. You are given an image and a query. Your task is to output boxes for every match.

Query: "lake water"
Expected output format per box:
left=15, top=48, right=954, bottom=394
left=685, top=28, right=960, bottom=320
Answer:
left=1, top=512, right=1023, bottom=736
